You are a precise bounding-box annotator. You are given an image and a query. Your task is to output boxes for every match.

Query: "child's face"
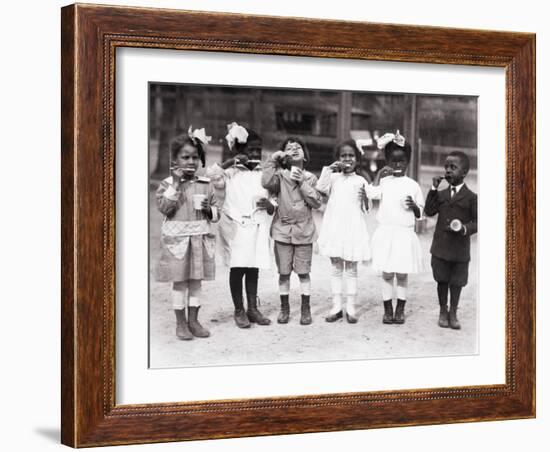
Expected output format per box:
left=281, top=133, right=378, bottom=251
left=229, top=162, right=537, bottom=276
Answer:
left=387, top=149, right=409, bottom=175
left=174, top=144, right=200, bottom=176
left=444, top=155, right=468, bottom=186
left=338, top=145, right=357, bottom=173
left=244, top=139, right=262, bottom=168
left=284, top=141, right=305, bottom=164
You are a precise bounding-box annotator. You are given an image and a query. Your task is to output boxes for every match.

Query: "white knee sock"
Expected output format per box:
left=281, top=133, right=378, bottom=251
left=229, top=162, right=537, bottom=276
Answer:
left=346, top=276, right=357, bottom=317
left=396, top=274, right=408, bottom=300
left=381, top=274, right=394, bottom=300
left=330, top=258, right=344, bottom=313
left=188, top=280, right=202, bottom=307
left=279, top=276, right=290, bottom=296
left=344, top=261, right=358, bottom=316
left=171, top=289, right=187, bottom=310
left=346, top=273, right=357, bottom=317
left=330, top=275, right=343, bottom=314
left=299, top=275, right=311, bottom=296
left=171, top=281, right=188, bottom=310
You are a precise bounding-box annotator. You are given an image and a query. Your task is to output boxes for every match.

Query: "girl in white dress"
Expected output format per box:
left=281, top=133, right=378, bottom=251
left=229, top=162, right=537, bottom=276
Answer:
left=316, top=140, right=371, bottom=323
left=367, top=131, right=424, bottom=325
left=207, top=123, right=274, bottom=329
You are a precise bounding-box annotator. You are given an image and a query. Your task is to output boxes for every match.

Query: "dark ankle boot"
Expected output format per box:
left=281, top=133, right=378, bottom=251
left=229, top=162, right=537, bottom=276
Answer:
left=231, top=290, right=250, bottom=329
left=300, top=295, right=312, bottom=325
left=438, top=304, right=450, bottom=328
left=393, top=299, right=406, bottom=324
left=246, top=295, right=271, bottom=325
left=234, top=309, right=251, bottom=328
left=449, top=302, right=461, bottom=330
left=346, top=312, right=358, bottom=324
left=325, top=310, right=343, bottom=322
left=383, top=300, right=394, bottom=324
left=174, top=309, right=193, bottom=340
left=277, top=295, right=290, bottom=324
left=187, top=306, right=210, bottom=338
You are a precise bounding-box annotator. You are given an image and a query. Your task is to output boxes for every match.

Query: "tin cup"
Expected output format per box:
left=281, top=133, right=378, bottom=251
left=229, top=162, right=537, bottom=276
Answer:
left=450, top=218, right=463, bottom=232
left=193, top=193, right=206, bottom=210
left=290, top=165, right=301, bottom=179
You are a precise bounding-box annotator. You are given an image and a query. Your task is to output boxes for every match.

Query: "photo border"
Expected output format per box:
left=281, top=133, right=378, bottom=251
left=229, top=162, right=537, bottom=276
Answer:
left=61, top=3, right=535, bottom=447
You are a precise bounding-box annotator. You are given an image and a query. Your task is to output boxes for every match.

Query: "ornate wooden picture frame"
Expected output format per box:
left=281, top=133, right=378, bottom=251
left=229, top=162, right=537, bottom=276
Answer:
left=61, top=3, right=535, bottom=447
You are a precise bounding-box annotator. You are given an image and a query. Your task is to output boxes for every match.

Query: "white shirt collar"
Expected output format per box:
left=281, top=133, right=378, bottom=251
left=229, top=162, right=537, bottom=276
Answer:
left=450, top=182, right=465, bottom=193
left=235, top=163, right=263, bottom=171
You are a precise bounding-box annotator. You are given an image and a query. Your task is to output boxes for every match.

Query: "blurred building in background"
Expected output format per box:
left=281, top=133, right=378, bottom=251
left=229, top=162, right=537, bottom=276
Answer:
left=149, top=83, right=477, bottom=183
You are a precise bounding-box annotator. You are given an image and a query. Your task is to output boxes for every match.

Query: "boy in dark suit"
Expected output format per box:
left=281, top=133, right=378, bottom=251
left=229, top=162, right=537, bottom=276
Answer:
left=424, top=151, right=477, bottom=329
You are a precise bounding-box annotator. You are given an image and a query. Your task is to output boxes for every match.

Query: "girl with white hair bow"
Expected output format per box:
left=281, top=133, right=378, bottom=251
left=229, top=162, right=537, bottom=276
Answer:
left=207, top=122, right=275, bottom=329
left=154, top=127, right=220, bottom=341
left=366, top=130, right=425, bottom=325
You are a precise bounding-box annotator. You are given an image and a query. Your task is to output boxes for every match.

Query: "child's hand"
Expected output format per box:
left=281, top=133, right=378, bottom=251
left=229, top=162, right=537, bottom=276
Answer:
left=378, top=165, right=394, bottom=179
left=220, top=157, right=237, bottom=169
left=271, top=151, right=287, bottom=162
left=357, top=185, right=366, bottom=201
left=201, top=197, right=212, bottom=216
left=290, top=167, right=304, bottom=183
left=444, top=223, right=466, bottom=235
left=432, top=176, right=444, bottom=188
left=171, top=167, right=185, bottom=188
left=405, top=195, right=421, bottom=218
left=234, top=154, right=249, bottom=165
left=404, top=195, right=417, bottom=209
left=256, top=197, right=275, bottom=214
left=444, top=225, right=465, bottom=234
left=358, top=186, right=369, bottom=211
left=329, top=161, right=343, bottom=172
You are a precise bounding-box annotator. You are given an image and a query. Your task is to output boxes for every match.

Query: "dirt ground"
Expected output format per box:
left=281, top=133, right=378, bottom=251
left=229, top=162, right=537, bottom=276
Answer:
left=149, top=169, right=479, bottom=369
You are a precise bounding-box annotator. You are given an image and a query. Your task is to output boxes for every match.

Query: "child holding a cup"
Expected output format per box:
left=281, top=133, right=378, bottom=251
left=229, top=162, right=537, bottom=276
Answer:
left=207, top=123, right=274, bottom=329
left=424, top=151, right=477, bottom=329
left=261, top=137, right=322, bottom=325
left=367, top=131, right=424, bottom=325
left=316, top=140, right=371, bottom=323
left=154, top=128, right=220, bottom=340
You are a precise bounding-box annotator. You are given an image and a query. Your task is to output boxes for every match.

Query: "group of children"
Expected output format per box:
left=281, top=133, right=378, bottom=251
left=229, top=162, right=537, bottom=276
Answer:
left=154, top=123, right=478, bottom=340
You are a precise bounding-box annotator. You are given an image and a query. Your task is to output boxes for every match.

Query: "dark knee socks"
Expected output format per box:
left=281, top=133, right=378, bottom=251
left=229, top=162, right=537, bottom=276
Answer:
left=449, top=285, right=462, bottom=307
left=229, top=268, right=245, bottom=310
left=437, top=283, right=449, bottom=306
left=230, top=267, right=259, bottom=310
left=244, top=268, right=259, bottom=302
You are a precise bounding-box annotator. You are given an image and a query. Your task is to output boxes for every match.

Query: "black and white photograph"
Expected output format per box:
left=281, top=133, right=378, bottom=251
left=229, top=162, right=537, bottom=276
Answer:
left=3, top=0, right=545, bottom=450
left=148, top=83, right=478, bottom=369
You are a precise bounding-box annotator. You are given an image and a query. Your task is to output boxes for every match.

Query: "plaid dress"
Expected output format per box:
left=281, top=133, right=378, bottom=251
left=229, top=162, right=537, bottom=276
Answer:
left=154, top=176, right=220, bottom=282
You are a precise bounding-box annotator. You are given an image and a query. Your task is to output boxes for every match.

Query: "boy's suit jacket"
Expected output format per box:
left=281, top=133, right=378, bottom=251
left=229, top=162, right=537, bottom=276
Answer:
left=424, top=184, right=478, bottom=262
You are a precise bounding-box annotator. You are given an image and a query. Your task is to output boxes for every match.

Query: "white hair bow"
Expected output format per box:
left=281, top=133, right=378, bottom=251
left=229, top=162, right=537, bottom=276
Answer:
left=187, top=126, right=212, bottom=146
left=225, top=122, right=249, bottom=149
left=353, top=139, right=369, bottom=155
left=376, top=130, right=406, bottom=150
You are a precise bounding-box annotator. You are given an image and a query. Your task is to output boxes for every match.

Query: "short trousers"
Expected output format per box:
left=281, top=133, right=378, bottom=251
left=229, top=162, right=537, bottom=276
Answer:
left=274, top=241, right=313, bottom=275
left=431, top=255, right=469, bottom=287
